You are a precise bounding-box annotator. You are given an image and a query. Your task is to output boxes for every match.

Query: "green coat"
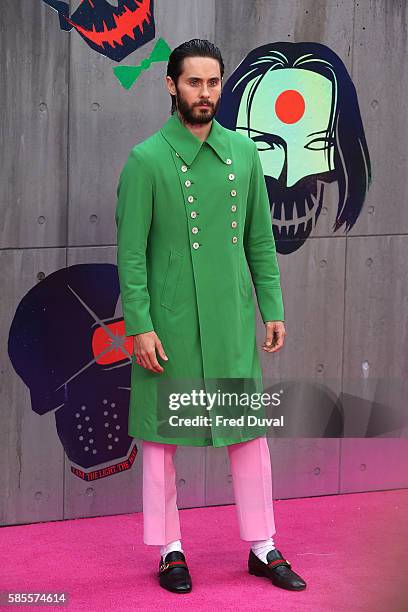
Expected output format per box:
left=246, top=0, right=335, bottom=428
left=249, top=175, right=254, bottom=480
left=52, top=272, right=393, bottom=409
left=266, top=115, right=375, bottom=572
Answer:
left=115, top=111, right=284, bottom=447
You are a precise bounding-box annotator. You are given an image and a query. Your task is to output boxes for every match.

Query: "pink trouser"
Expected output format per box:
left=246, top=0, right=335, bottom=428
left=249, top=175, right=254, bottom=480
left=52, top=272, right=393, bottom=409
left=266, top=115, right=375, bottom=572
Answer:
left=142, top=436, right=276, bottom=545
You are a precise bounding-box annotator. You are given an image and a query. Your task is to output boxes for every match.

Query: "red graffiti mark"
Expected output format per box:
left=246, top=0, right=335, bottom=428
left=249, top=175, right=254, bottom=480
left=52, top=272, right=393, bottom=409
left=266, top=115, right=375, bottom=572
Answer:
left=275, top=89, right=305, bottom=124
left=92, top=319, right=133, bottom=365
left=65, top=0, right=152, bottom=49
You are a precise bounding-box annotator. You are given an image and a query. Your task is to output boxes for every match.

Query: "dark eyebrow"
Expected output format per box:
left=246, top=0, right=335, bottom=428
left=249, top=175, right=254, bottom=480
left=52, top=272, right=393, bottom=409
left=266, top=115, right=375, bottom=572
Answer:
left=306, top=129, right=330, bottom=137
left=186, top=76, right=220, bottom=80
left=235, top=126, right=265, bottom=135
left=236, top=126, right=286, bottom=146
left=236, top=126, right=277, bottom=138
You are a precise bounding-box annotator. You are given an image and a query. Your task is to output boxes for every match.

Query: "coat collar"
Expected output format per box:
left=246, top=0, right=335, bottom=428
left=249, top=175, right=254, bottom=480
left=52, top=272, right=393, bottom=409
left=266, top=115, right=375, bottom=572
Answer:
left=160, top=111, right=230, bottom=165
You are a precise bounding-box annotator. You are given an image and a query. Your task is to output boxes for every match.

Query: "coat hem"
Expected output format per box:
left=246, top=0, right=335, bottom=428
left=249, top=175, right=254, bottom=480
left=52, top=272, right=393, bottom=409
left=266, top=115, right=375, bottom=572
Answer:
left=129, top=428, right=268, bottom=447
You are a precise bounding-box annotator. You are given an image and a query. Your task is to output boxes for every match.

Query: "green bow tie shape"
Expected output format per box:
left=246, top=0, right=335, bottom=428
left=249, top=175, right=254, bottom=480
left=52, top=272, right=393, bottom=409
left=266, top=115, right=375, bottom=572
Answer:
left=113, top=38, right=171, bottom=90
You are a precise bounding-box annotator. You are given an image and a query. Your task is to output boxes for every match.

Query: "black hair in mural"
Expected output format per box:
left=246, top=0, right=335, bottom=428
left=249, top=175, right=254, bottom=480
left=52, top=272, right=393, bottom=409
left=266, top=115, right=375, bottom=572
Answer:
left=216, top=42, right=371, bottom=254
left=167, top=39, right=225, bottom=114
left=41, top=0, right=155, bottom=62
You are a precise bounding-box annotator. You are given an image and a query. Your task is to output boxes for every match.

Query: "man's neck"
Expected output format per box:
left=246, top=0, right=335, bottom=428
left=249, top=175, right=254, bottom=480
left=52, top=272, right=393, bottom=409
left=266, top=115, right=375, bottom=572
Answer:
left=177, top=111, right=212, bottom=143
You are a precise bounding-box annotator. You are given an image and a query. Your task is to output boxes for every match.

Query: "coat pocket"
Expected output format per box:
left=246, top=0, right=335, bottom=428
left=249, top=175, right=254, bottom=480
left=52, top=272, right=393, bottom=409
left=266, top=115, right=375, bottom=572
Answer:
left=239, top=255, right=253, bottom=298
left=160, top=250, right=184, bottom=310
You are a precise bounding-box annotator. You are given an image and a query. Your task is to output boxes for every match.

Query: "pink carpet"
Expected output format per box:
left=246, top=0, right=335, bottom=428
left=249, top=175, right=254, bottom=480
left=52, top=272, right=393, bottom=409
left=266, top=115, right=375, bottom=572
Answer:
left=1, top=490, right=407, bottom=611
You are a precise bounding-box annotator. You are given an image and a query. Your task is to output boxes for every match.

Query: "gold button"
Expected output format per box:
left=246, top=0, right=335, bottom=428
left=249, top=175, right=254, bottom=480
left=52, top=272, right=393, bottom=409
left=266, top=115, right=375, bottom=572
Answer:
left=226, top=158, right=232, bottom=165
left=232, top=236, right=238, bottom=244
left=192, top=242, right=200, bottom=249
left=181, top=165, right=188, bottom=173
left=231, top=221, right=237, bottom=228
left=185, top=180, right=191, bottom=187
left=231, top=189, right=237, bottom=197
left=190, top=211, right=197, bottom=218
left=192, top=226, right=199, bottom=234
left=228, top=173, right=235, bottom=180
left=187, top=195, right=194, bottom=203
left=231, top=204, right=237, bottom=212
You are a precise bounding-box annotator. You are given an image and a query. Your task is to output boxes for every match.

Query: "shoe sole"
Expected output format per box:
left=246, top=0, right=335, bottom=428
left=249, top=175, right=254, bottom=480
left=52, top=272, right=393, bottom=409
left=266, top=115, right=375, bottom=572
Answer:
left=160, top=585, right=192, bottom=594
left=248, top=568, right=306, bottom=591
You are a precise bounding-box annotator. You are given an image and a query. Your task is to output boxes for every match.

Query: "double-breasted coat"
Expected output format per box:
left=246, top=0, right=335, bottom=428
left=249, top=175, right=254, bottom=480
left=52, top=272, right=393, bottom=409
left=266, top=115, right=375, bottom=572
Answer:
left=115, top=111, right=284, bottom=447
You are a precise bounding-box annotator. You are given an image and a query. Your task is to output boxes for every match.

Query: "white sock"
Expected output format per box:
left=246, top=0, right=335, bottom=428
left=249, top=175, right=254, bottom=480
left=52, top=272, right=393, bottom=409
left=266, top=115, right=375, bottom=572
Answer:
left=160, top=539, right=183, bottom=559
left=251, top=537, right=276, bottom=564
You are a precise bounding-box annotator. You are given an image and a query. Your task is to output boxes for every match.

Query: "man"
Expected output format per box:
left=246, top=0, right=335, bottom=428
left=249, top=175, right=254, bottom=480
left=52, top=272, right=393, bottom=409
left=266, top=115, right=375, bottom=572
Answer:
left=115, top=39, right=306, bottom=594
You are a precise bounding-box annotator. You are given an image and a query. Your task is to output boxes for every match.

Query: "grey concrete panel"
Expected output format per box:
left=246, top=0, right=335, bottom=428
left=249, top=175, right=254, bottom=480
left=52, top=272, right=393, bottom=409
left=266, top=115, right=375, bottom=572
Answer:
left=1, top=249, right=66, bottom=525
left=340, top=438, right=408, bottom=492
left=258, top=236, right=346, bottom=390
left=343, top=235, right=408, bottom=432
left=0, top=1, right=68, bottom=249
left=341, top=234, right=408, bottom=490
left=68, top=0, right=216, bottom=246
left=349, top=0, right=408, bottom=236
left=215, top=0, right=354, bottom=82
left=270, top=438, right=341, bottom=499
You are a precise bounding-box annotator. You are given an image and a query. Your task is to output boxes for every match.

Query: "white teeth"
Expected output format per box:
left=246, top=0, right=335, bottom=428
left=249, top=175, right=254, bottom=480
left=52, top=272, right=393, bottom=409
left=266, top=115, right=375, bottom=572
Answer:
left=310, top=190, right=319, bottom=208
left=272, top=184, right=322, bottom=230
left=292, top=201, right=298, bottom=222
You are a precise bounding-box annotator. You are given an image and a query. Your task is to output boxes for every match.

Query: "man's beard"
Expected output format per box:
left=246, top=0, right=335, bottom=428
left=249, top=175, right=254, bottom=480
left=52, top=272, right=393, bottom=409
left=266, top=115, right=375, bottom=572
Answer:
left=175, top=87, right=221, bottom=125
left=264, top=170, right=336, bottom=254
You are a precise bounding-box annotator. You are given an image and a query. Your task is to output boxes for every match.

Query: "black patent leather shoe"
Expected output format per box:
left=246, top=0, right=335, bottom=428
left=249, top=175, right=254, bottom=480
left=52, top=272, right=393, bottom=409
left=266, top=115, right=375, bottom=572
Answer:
left=157, top=550, right=192, bottom=593
left=248, top=548, right=307, bottom=591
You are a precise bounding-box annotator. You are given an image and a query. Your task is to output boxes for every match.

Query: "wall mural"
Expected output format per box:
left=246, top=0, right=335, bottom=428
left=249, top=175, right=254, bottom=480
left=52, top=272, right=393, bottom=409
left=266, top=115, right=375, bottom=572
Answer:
left=41, top=0, right=155, bottom=62
left=41, top=0, right=171, bottom=87
left=7, top=38, right=375, bottom=482
left=216, top=42, right=372, bottom=254
left=7, top=264, right=136, bottom=481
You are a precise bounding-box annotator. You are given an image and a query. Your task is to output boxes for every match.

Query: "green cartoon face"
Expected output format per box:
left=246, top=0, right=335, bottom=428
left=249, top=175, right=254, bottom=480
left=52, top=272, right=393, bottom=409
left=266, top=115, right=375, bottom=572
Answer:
left=236, top=68, right=334, bottom=186
left=216, top=42, right=371, bottom=255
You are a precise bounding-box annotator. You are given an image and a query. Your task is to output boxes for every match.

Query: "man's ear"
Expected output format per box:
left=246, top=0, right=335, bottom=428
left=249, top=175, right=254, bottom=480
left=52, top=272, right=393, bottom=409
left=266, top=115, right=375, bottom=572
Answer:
left=165, top=75, right=176, bottom=96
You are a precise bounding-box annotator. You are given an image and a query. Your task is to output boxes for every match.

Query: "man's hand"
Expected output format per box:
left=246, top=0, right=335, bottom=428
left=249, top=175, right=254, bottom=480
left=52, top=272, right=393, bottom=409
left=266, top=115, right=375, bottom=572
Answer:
left=262, top=321, right=286, bottom=353
left=133, top=331, right=168, bottom=373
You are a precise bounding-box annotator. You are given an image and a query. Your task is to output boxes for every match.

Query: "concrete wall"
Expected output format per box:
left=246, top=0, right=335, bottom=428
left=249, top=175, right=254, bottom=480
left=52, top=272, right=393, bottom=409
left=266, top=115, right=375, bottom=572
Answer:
left=1, top=0, right=407, bottom=526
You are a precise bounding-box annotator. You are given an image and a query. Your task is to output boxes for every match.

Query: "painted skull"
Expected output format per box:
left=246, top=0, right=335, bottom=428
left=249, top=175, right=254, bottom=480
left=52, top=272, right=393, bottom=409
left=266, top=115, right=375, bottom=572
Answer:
left=42, top=0, right=155, bottom=62
left=7, top=264, right=135, bottom=470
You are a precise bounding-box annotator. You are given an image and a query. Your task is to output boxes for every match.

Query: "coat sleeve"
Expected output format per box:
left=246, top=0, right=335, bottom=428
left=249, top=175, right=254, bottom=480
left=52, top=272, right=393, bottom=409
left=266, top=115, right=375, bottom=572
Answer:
left=243, top=141, right=285, bottom=323
left=115, top=149, right=154, bottom=336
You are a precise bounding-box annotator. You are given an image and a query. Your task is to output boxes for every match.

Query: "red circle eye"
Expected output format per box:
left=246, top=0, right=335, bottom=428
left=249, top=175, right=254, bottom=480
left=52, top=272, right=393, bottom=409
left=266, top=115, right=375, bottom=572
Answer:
left=275, top=90, right=305, bottom=124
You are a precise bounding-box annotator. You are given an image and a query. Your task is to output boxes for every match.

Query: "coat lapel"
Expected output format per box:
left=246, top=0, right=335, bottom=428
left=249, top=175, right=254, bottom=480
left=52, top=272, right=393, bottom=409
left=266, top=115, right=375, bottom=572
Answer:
left=160, top=112, right=230, bottom=165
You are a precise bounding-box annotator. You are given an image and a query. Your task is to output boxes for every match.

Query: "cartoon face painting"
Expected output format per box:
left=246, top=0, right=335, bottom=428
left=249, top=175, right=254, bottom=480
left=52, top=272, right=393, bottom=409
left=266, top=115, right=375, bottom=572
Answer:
left=217, top=42, right=371, bottom=254
left=42, top=0, right=155, bottom=62
left=7, top=264, right=136, bottom=476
